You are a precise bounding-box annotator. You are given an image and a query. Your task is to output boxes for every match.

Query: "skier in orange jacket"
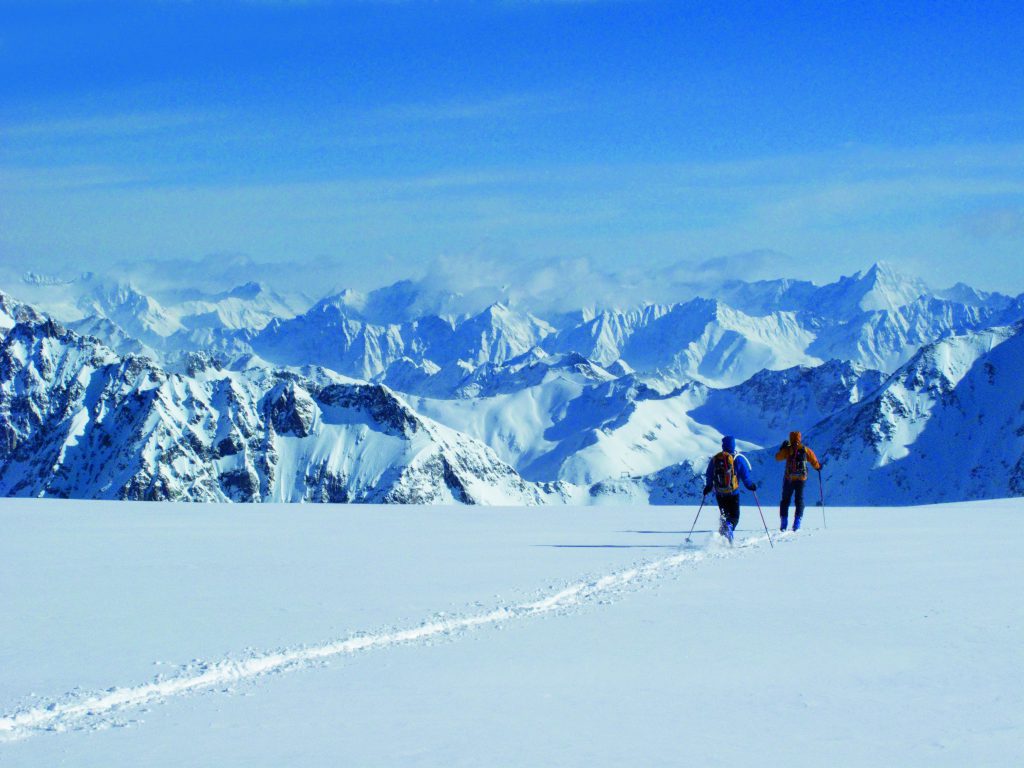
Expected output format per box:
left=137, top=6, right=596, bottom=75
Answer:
left=775, top=431, right=821, bottom=531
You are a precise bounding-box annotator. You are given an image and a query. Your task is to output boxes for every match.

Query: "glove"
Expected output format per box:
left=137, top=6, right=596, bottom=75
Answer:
left=781, top=440, right=790, bottom=450
left=702, top=484, right=712, bottom=496
left=748, top=482, right=758, bottom=492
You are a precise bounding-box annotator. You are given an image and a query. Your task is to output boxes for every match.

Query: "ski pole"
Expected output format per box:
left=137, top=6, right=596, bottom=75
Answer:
left=817, top=469, right=827, bottom=529
left=751, top=491, right=774, bottom=549
left=685, top=493, right=707, bottom=543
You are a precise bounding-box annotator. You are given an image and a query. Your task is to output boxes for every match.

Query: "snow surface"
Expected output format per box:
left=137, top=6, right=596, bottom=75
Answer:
left=1, top=498, right=1021, bottom=766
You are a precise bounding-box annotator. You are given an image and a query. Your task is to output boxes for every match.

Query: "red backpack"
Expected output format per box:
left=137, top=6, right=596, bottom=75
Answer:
left=712, top=452, right=739, bottom=493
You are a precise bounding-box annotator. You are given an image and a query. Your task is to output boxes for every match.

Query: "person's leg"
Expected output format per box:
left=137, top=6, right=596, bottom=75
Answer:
left=780, top=479, right=794, bottom=530
left=793, top=480, right=806, bottom=530
left=723, top=495, right=740, bottom=543
left=717, top=495, right=728, bottom=537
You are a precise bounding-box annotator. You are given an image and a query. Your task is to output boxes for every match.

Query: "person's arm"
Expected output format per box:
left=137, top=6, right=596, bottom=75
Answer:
left=806, top=446, right=822, bottom=471
left=774, top=441, right=790, bottom=461
left=703, top=460, right=714, bottom=495
left=737, top=455, right=757, bottom=491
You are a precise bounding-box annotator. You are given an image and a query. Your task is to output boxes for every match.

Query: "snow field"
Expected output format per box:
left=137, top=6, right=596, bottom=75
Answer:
left=1, top=499, right=1021, bottom=766
left=0, top=541, right=747, bottom=738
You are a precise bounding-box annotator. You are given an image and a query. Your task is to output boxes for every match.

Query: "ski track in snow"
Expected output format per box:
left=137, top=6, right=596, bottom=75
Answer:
left=0, top=532, right=790, bottom=742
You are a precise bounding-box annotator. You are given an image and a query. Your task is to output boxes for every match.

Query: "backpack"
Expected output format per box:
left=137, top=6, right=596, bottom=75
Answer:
left=787, top=445, right=808, bottom=480
left=712, top=451, right=739, bottom=494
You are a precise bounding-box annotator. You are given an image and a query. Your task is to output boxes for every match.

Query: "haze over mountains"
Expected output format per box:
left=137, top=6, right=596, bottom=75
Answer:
left=2, top=261, right=1022, bottom=505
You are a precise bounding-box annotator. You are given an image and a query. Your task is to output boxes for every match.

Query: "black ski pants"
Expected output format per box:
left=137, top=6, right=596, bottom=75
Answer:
left=716, top=493, right=740, bottom=533
left=780, top=478, right=806, bottom=520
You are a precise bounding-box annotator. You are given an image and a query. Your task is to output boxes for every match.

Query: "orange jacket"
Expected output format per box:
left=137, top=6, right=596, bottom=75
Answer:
left=774, top=431, right=821, bottom=480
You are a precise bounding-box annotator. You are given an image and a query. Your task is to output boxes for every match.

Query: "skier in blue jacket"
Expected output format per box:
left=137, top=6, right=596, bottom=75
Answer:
left=702, top=435, right=757, bottom=544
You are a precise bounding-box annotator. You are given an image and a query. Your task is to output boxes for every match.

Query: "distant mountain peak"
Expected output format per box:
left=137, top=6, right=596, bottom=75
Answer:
left=813, top=260, right=930, bottom=314
left=482, top=301, right=511, bottom=316
left=862, top=259, right=897, bottom=276
left=858, top=259, right=918, bottom=286
left=935, top=282, right=1014, bottom=310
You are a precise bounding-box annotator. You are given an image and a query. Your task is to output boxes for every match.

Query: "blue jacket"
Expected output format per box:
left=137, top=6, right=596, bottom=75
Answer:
left=705, top=451, right=756, bottom=496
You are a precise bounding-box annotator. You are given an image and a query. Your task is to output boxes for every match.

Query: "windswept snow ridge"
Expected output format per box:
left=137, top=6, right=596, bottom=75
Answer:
left=0, top=533, right=777, bottom=741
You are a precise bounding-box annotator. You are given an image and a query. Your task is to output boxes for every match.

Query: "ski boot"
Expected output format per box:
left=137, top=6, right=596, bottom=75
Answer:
left=719, top=521, right=735, bottom=545
left=780, top=514, right=788, bottom=532
left=793, top=514, right=802, bottom=531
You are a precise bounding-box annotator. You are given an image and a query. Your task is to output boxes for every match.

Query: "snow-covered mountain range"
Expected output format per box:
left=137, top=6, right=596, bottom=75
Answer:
left=2, top=261, right=1022, bottom=505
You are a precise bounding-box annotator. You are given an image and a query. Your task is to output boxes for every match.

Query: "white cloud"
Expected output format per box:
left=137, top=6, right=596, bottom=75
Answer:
left=3, top=141, right=1023, bottom=297
left=354, top=91, right=572, bottom=125
left=958, top=206, right=1024, bottom=240
left=1, top=110, right=219, bottom=141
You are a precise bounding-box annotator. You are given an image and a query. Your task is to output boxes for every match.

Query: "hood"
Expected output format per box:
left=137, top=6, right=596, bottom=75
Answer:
left=790, top=431, right=802, bottom=446
left=721, top=435, right=736, bottom=454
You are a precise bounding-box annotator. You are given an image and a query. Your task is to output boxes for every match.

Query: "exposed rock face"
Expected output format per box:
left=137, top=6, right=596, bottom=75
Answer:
left=0, top=290, right=45, bottom=332
left=265, top=381, right=319, bottom=437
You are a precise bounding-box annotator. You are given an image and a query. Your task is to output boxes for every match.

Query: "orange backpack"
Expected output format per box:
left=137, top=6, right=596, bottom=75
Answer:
left=712, top=452, right=740, bottom=493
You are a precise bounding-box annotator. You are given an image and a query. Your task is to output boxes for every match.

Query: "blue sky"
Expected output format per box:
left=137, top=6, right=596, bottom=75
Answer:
left=2, top=0, right=1023, bottom=295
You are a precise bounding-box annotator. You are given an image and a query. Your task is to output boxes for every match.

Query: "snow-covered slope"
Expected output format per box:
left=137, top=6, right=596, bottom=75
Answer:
left=408, top=355, right=703, bottom=484
left=710, top=276, right=819, bottom=315
left=67, top=315, right=158, bottom=359
left=2, top=500, right=1020, bottom=766
left=251, top=299, right=408, bottom=380
left=402, top=341, right=762, bottom=487
left=543, top=299, right=819, bottom=386
left=544, top=305, right=666, bottom=366
left=0, top=320, right=561, bottom=505
left=444, top=303, right=554, bottom=367
left=252, top=300, right=552, bottom=381
left=536, top=262, right=1007, bottom=386
left=590, top=324, right=1024, bottom=507
left=173, top=282, right=300, bottom=331
left=579, top=360, right=888, bottom=504
left=10, top=275, right=299, bottom=354
left=323, top=279, right=494, bottom=324
left=808, top=296, right=1004, bottom=371
left=621, top=298, right=819, bottom=385
left=75, top=282, right=185, bottom=345
left=688, top=360, right=886, bottom=446
left=0, top=291, right=44, bottom=334
left=935, top=282, right=1015, bottom=310
left=804, top=323, right=1024, bottom=504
